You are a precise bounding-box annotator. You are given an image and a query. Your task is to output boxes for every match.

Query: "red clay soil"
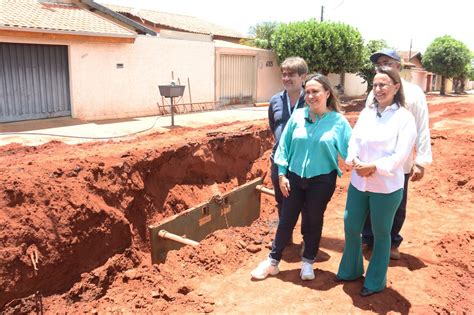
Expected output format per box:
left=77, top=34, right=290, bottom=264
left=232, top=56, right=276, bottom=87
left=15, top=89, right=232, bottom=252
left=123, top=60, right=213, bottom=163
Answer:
left=1, top=95, right=473, bottom=314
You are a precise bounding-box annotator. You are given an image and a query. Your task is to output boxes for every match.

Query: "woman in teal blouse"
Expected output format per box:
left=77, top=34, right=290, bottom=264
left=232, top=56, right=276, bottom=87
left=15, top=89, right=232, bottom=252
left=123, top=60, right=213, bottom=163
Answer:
left=251, top=73, right=352, bottom=280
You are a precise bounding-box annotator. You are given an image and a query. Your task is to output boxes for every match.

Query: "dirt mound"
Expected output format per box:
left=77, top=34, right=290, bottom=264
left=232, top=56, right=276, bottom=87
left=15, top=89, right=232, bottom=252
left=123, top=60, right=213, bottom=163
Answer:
left=0, top=121, right=272, bottom=311
left=424, top=232, right=473, bottom=314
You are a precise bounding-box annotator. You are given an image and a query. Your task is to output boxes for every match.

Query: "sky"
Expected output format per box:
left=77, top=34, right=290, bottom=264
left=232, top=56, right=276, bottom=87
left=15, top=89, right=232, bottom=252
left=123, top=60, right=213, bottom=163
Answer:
left=99, top=0, right=473, bottom=53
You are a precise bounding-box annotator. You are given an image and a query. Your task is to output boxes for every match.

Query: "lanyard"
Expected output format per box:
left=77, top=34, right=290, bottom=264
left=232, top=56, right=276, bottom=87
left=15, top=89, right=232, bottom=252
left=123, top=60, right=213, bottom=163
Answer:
left=286, top=89, right=303, bottom=116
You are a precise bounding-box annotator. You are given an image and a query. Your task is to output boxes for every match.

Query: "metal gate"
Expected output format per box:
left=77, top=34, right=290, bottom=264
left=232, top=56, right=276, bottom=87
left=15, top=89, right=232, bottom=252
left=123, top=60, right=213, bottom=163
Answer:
left=219, top=54, right=256, bottom=106
left=0, top=43, right=71, bottom=123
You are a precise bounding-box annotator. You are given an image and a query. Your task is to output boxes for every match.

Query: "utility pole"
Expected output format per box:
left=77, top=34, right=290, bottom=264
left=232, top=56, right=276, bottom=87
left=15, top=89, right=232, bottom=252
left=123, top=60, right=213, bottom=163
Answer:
left=408, top=39, right=413, bottom=60
left=320, top=5, right=324, bottom=21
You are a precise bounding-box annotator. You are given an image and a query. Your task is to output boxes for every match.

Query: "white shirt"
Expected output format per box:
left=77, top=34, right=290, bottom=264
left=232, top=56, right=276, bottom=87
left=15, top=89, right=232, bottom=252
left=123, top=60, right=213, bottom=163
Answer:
left=365, top=79, right=432, bottom=173
left=346, top=104, right=417, bottom=193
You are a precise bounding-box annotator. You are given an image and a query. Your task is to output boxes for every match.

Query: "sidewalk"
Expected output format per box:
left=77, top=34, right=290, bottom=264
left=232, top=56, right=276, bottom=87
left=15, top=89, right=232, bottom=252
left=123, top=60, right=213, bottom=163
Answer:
left=0, top=106, right=268, bottom=146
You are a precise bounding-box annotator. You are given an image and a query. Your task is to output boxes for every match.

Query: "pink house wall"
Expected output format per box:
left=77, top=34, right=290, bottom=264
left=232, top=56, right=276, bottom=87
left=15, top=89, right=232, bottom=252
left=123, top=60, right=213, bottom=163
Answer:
left=411, top=70, right=428, bottom=92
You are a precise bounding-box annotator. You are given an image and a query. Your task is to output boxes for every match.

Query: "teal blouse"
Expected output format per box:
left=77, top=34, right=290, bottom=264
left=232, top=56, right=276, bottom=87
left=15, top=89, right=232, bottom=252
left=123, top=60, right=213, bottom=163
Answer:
left=275, top=106, right=352, bottom=178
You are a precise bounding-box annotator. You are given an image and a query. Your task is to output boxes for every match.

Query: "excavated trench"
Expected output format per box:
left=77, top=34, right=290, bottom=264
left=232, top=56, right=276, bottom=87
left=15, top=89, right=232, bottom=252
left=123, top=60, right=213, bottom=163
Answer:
left=2, top=97, right=474, bottom=313
left=0, top=123, right=273, bottom=309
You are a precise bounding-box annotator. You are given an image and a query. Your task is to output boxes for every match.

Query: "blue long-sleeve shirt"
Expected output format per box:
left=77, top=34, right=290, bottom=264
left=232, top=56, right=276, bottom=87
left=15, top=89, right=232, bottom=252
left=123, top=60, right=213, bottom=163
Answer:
left=275, top=106, right=352, bottom=178
left=268, top=90, right=305, bottom=161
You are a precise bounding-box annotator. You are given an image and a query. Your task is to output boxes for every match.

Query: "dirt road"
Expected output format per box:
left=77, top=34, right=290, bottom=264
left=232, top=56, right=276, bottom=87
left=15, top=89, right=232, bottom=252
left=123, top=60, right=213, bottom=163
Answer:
left=1, top=94, right=472, bottom=314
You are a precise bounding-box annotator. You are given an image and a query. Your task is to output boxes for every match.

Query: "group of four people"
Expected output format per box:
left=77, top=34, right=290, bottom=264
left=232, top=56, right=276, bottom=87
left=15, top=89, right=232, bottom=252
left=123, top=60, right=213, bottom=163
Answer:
left=251, top=49, right=432, bottom=297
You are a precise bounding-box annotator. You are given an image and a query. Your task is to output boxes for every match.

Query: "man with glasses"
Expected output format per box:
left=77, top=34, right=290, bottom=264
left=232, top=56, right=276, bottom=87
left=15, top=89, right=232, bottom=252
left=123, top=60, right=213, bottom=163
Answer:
left=362, top=48, right=432, bottom=259
left=268, top=57, right=308, bottom=246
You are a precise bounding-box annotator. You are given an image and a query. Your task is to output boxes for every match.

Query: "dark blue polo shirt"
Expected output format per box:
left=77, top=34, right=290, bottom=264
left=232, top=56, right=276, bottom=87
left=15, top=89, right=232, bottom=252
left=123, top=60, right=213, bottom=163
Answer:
left=268, top=89, right=305, bottom=161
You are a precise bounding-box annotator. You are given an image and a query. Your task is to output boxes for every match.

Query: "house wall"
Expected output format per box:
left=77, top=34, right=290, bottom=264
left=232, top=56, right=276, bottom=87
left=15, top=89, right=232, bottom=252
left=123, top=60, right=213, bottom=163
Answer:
left=342, top=73, right=367, bottom=97
left=0, top=34, right=215, bottom=120
left=400, top=69, right=413, bottom=82
left=410, top=70, right=428, bottom=92
left=255, top=51, right=282, bottom=102
left=327, top=73, right=367, bottom=98
left=446, top=79, right=454, bottom=92
left=69, top=36, right=215, bottom=119
left=433, top=75, right=454, bottom=92
left=401, top=68, right=431, bottom=92
left=403, top=69, right=429, bottom=92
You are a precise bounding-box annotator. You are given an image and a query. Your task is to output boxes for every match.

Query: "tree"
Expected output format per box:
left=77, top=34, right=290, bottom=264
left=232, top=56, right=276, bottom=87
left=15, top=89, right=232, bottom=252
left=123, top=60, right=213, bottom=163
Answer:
left=471, top=56, right=474, bottom=81
left=423, top=35, right=471, bottom=95
left=453, top=63, right=472, bottom=94
left=453, top=51, right=474, bottom=94
left=356, top=39, right=389, bottom=93
left=272, top=19, right=365, bottom=75
left=240, top=21, right=280, bottom=50
left=471, top=64, right=474, bottom=81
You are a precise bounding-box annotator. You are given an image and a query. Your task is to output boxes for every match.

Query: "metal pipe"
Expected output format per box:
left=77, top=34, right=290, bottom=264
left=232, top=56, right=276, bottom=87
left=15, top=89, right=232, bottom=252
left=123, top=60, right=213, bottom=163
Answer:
left=170, top=97, right=175, bottom=126
left=158, top=230, right=199, bottom=246
left=187, top=77, right=193, bottom=112
left=255, top=185, right=275, bottom=196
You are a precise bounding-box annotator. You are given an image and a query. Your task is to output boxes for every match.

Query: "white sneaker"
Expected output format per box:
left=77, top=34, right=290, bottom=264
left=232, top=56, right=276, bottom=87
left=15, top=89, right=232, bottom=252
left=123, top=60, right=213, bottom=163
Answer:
left=300, top=261, right=315, bottom=280
left=251, top=259, right=279, bottom=280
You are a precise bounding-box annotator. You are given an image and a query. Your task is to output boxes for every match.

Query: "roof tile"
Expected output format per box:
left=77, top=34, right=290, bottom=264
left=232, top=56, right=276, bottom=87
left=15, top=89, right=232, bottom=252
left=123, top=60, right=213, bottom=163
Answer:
left=102, top=3, right=244, bottom=38
left=0, top=0, right=136, bottom=37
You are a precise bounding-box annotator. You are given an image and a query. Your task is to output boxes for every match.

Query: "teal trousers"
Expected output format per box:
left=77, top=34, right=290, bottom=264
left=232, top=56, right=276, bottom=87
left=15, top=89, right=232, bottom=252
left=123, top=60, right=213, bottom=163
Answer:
left=337, top=184, right=403, bottom=292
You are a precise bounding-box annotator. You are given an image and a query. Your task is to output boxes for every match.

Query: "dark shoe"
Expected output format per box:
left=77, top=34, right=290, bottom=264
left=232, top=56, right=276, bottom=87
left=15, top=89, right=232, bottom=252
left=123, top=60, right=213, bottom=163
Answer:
left=333, top=275, right=348, bottom=282
left=359, top=287, right=378, bottom=297
left=333, top=275, right=362, bottom=283
left=390, top=247, right=401, bottom=260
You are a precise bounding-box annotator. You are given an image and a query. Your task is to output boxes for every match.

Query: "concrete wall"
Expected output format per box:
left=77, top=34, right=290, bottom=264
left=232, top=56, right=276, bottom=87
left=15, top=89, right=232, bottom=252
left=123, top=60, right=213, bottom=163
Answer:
left=467, top=81, right=474, bottom=90
left=402, top=69, right=429, bottom=92
left=343, top=73, right=367, bottom=97
left=327, top=73, right=367, bottom=98
left=0, top=34, right=215, bottom=120
left=400, top=69, right=412, bottom=82
left=69, top=36, right=215, bottom=120
left=256, top=50, right=283, bottom=102
left=410, top=70, right=428, bottom=92
left=433, top=75, right=454, bottom=92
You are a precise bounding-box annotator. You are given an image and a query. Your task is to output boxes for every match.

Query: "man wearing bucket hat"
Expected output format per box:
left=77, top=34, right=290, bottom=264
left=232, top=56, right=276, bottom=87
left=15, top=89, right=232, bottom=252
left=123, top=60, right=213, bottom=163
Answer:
left=362, top=48, right=432, bottom=260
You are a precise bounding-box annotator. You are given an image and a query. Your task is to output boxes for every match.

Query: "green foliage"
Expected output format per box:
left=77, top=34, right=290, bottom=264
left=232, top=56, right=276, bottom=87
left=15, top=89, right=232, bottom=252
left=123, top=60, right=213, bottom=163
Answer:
left=356, top=39, right=389, bottom=92
left=423, top=35, right=471, bottom=78
left=453, top=60, right=474, bottom=93
left=241, top=21, right=280, bottom=50
left=271, top=20, right=365, bottom=75
left=469, top=52, right=474, bottom=81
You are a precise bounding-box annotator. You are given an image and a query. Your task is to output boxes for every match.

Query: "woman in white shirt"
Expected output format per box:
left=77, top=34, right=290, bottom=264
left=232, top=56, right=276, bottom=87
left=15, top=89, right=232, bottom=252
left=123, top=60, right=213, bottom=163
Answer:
left=335, top=66, right=417, bottom=297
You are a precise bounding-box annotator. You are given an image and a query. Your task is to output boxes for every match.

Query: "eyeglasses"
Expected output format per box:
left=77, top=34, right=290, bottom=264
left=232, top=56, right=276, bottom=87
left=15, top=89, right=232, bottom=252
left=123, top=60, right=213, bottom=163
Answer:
left=373, top=83, right=393, bottom=90
left=374, top=61, right=399, bottom=69
left=281, top=72, right=298, bottom=78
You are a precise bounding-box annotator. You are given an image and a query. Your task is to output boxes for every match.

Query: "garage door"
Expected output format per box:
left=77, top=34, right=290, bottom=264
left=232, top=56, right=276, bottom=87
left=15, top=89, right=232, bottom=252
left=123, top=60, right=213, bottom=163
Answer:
left=0, top=43, right=71, bottom=123
left=219, top=54, right=256, bottom=106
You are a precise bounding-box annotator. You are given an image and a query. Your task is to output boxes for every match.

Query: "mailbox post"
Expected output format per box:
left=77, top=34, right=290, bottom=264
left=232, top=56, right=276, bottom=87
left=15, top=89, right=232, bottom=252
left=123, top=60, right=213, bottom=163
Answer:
left=158, top=83, right=185, bottom=126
